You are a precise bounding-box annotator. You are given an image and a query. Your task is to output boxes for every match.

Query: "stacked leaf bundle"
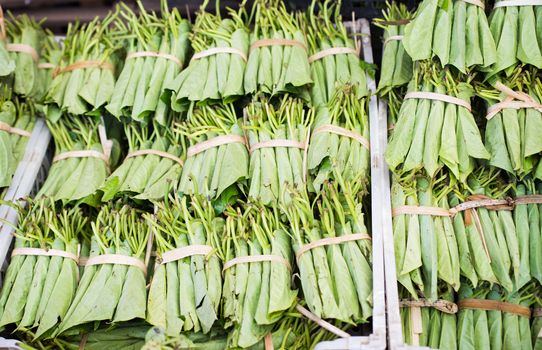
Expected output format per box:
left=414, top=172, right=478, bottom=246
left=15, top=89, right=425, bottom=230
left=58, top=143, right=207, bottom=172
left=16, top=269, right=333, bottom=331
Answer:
left=456, top=284, right=534, bottom=350
left=385, top=62, right=489, bottom=182
left=403, top=0, right=496, bottom=72
left=306, top=86, right=370, bottom=192
left=305, top=0, right=368, bottom=106
left=478, top=68, right=542, bottom=178
left=489, top=0, right=542, bottom=73
left=101, top=118, right=185, bottom=201
left=284, top=176, right=372, bottom=324
left=374, top=2, right=414, bottom=122
left=177, top=103, right=248, bottom=201
left=0, top=93, right=36, bottom=189
left=2, top=14, right=47, bottom=98
left=45, top=15, right=119, bottom=118
left=107, top=3, right=190, bottom=124
left=0, top=201, right=85, bottom=339
left=399, top=288, right=457, bottom=349
left=167, top=2, right=249, bottom=110
left=35, top=35, right=62, bottom=103
left=38, top=117, right=110, bottom=204
left=146, top=195, right=222, bottom=336
left=391, top=176, right=460, bottom=301
left=245, top=97, right=311, bottom=206
left=57, top=204, right=150, bottom=336
left=244, top=0, right=312, bottom=98
left=221, top=204, right=296, bottom=348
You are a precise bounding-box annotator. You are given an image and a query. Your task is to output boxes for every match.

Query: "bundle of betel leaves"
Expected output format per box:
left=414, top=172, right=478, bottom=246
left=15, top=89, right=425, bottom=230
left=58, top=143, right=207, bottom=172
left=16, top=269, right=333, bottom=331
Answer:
left=391, top=175, right=460, bottom=301
left=166, top=0, right=250, bottom=110
left=3, top=13, right=47, bottom=98
left=477, top=67, right=542, bottom=178
left=385, top=62, right=489, bottom=182
left=34, top=33, right=62, bottom=104
left=176, top=103, right=248, bottom=203
left=399, top=286, right=457, bottom=349
left=0, top=92, right=36, bottom=189
left=305, top=0, right=368, bottom=107
left=56, top=204, right=150, bottom=336
left=244, top=0, right=312, bottom=99
left=107, top=2, right=190, bottom=124
left=37, top=116, right=112, bottom=204
left=0, top=200, right=86, bottom=339
left=245, top=96, right=312, bottom=206
left=402, top=0, right=496, bottom=72
left=374, top=2, right=414, bottom=123
left=101, top=116, right=185, bottom=201
left=489, top=0, right=542, bottom=73
left=284, top=173, right=372, bottom=324
left=220, top=203, right=296, bottom=348
left=306, top=85, right=370, bottom=192
left=146, top=195, right=222, bottom=336
left=456, top=283, right=535, bottom=350
left=45, top=15, right=120, bottom=119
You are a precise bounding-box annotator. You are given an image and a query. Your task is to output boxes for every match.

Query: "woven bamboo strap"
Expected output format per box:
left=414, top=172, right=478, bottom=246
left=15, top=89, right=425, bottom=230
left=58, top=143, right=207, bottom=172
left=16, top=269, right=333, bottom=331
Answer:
left=400, top=299, right=458, bottom=314
left=458, top=299, right=531, bottom=317
left=514, top=195, right=542, bottom=205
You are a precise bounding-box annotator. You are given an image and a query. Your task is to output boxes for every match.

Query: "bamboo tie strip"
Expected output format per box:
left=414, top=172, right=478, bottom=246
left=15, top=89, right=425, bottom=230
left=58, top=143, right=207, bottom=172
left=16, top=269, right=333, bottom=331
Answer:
left=458, top=299, right=531, bottom=318
left=404, top=92, right=472, bottom=112
left=187, top=134, right=247, bottom=157
left=400, top=299, right=459, bottom=314
left=222, top=255, right=292, bottom=272
left=53, top=150, right=109, bottom=164
left=250, top=38, right=307, bottom=52
left=84, top=254, right=147, bottom=275
left=125, top=149, right=184, bottom=167
left=308, top=47, right=358, bottom=63
left=0, top=121, right=31, bottom=137
left=0, top=6, right=5, bottom=40
left=159, top=245, right=214, bottom=265
left=312, top=124, right=370, bottom=150
left=191, top=47, right=248, bottom=63
left=494, top=0, right=542, bottom=7
left=295, top=304, right=350, bottom=338
left=249, top=139, right=306, bottom=154
left=52, top=60, right=114, bottom=78
left=486, top=82, right=542, bottom=119
left=126, top=51, right=182, bottom=67
left=459, top=0, right=485, bottom=8
left=6, top=43, right=39, bottom=63
left=295, top=233, right=371, bottom=261
left=11, top=247, right=79, bottom=263
left=38, top=62, right=56, bottom=69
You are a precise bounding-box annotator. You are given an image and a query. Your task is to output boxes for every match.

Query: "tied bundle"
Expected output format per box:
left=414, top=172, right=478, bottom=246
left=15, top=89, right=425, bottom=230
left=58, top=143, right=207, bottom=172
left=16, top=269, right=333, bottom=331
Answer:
left=0, top=94, right=35, bottom=189
left=245, top=97, right=311, bottom=206
left=57, top=205, right=150, bottom=336
left=306, top=86, right=370, bottom=192
left=46, top=16, right=118, bottom=117
left=391, top=176, right=460, bottom=301
left=284, top=178, right=372, bottom=324
left=514, top=180, right=542, bottom=286
left=0, top=202, right=85, bottom=339
left=244, top=0, right=312, bottom=98
left=399, top=289, right=457, bottom=349
left=305, top=0, right=368, bottom=106
left=146, top=195, right=222, bottom=336
left=107, top=3, right=190, bottom=124
left=221, top=204, right=296, bottom=348
left=403, top=0, right=496, bottom=72
left=167, top=1, right=249, bottom=110
left=374, top=2, right=414, bottom=122
left=457, top=284, right=534, bottom=350
left=34, top=34, right=61, bottom=103
left=37, top=117, right=111, bottom=204
left=177, top=103, right=248, bottom=201
left=489, top=0, right=542, bottom=73
left=4, top=14, right=47, bottom=97
left=101, top=118, right=185, bottom=201
left=385, top=62, right=489, bottom=182
left=478, top=70, right=542, bottom=178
